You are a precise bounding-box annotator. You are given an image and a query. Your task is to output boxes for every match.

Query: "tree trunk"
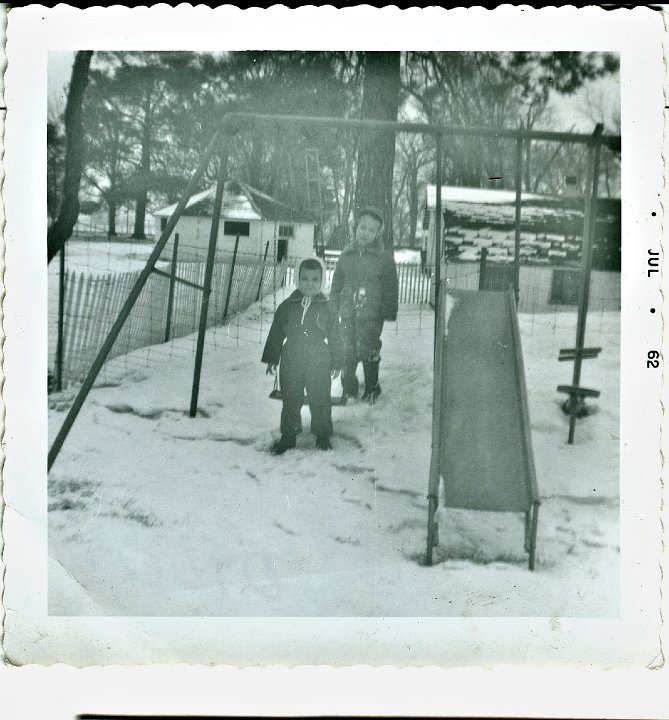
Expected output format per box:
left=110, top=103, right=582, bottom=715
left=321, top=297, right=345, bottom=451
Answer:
left=107, top=131, right=120, bottom=236
left=248, top=130, right=265, bottom=189
left=47, top=51, right=93, bottom=262
left=524, top=138, right=533, bottom=192
left=107, top=197, right=117, bottom=236
left=408, top=159, right=419, bottom=248
left=354, top=51, right=401, bottom=250
left=331, top=165, right=342, bottom=225
left=132, top=92, right=152, bottom=239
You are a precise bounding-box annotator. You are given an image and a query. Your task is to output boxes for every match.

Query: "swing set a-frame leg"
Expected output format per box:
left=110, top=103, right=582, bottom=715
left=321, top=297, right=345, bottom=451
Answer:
left=48, top=126, right=226, bottom=472
left=528, top=501, right=540, bottom=571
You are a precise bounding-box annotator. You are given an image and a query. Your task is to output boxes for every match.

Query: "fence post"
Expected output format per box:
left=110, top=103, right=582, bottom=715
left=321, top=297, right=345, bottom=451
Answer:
left=190, top=151, right=228, bottom=418
left=255, top=239, right=270, bottom=301
left=513, top=132, right=523, bottom=303
left=433, top=132, right=443, bottom=317
left=222, top=234, right=240, bottom=322
left=48, top=125, right=225, bottom=471
left=478, top=246, right=488, bottom=290
left=164, top=232, right=179, bottom=342
left=55, top=244, right=66, bottom=391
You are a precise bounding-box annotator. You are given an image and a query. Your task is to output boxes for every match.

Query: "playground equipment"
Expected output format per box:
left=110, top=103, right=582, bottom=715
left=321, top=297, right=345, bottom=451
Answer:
left=557, top=124, right=604, bottom=443
left=426, top=285, right=540, bottom=570
left=48, top=112, right=619, bottom=475
left=268, top=373, right=347, bottom=407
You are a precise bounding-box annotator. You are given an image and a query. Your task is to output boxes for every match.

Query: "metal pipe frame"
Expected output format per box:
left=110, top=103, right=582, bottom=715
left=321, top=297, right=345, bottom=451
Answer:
left=222, top=234, right=241, bottom=323
left=434, top=133, right=443, bottom=324
left=48, top=111, right=619, bottom=472
left=55, top=244, right=66, bottom=392
left=48, top=125, right=225, bottom=471
left=426, top=279, right=447, bottom=565
left=190, top=147, right=228, bottom=418
left=528, top=501, right=540, bottom=571
left=163, top=232, right=180, bottom=343
left=153, top=267, right=206, bottom=293
left=222, top=111, right=619, bottom=147
left=513, top=135, right=523, bottom=301
left=568, top=124, right=604, bottom=444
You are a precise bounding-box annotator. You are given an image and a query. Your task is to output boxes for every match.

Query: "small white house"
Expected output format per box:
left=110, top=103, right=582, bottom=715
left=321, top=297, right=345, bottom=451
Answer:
left=153, top=180, right=316, bottom=262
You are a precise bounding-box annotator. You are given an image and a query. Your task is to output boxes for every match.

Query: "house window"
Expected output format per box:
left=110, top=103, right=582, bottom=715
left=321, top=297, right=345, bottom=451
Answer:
left=160, top=217, right=168, bottom=231
left=278, top=224, right=294, bottom=238
left=224, top=221, right=250, bottom=237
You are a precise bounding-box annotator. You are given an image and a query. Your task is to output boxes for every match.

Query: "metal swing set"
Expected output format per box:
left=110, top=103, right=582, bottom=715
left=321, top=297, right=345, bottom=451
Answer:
left=48, top=111, right=620, bottom=571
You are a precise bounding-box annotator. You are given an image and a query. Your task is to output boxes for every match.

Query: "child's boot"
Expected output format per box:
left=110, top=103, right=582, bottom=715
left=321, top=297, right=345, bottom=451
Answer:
left=341, top=359, right=359, bottom=399
left=271, top=434, right=297, bottom=455
left=315, top=436, right=332, bottom=451
left=361, top=360, right=381, bottom=403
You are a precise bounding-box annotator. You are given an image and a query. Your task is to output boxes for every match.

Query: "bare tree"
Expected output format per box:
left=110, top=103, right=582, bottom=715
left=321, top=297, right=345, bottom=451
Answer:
left=394, top=132, right=433, bottom=246
left=577, top=80, right=621, bottom=197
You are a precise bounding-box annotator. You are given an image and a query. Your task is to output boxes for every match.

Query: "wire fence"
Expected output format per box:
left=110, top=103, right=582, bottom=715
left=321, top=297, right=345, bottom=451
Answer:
left=48, top=235, right=621, bottom=394
left=50, top=249, right=287, bottom=388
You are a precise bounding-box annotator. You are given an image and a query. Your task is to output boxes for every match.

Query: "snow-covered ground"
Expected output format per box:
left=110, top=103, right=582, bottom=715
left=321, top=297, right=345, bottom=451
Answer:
left=48, top=239, right=163, bottom=277
left=47, top=290, right=619, bottom=617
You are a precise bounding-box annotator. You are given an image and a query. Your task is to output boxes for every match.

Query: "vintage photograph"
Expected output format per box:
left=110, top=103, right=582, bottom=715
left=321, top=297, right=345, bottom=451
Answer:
left=45, top=49, right=623, bottom=618
left=3, top=5, right=665, bottom=680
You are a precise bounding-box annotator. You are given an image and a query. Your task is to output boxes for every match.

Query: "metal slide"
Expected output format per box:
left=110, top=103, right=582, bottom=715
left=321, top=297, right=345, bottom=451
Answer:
left=426, top=286, right=540, bottom=570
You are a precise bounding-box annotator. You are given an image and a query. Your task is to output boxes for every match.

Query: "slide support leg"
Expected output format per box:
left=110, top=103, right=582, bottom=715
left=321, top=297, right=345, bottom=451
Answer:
left=426, top=494, right=438, bottom=565
left=528, top=502, right=540, bottom=571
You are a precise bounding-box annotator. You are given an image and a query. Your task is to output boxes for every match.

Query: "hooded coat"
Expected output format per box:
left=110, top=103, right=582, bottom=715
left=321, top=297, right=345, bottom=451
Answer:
left=330, top=241, right=399, bottom=323
left=329, top=241, right=399, bottom=363
left=262, top=257, right=343, bottom=438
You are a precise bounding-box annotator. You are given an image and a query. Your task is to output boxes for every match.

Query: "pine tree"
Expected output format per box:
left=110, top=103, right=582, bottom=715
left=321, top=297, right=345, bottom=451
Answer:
left=354, top=51, right=401, bottom=250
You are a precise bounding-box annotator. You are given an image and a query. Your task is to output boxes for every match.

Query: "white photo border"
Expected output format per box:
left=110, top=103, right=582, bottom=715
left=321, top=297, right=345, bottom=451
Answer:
left=1, top=6, right=666, bottom=701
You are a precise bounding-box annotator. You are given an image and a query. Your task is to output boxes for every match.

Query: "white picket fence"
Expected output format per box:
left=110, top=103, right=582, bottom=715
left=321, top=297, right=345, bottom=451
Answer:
left=52, top=255, right=286, bottom=388
left=51, top=254, right=620, bottom=389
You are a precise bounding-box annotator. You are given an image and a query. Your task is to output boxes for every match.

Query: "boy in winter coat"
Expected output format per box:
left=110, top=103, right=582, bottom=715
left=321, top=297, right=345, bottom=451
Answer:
left=262, top=257, right=344, bottom=455
left=330, top=207, right=399, bottom=403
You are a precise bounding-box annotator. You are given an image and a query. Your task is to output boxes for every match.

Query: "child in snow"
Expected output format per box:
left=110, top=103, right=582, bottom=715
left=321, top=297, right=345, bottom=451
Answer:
left=330, top=207, right=399, bottom=403
left=262, top=257, right=344, bottom=455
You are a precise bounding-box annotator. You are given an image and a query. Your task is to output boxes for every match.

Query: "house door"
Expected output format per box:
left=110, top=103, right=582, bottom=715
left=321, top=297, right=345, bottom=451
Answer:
left=277, top=224, right=294, bottom=263
left=277, top=238, right=288, bottom=262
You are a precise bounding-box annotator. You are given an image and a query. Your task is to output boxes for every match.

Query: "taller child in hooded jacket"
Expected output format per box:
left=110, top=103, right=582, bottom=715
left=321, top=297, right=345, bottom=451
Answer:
left=330, top=207, right=399, bottom=403
left=262, top=257, right=344, bottom=455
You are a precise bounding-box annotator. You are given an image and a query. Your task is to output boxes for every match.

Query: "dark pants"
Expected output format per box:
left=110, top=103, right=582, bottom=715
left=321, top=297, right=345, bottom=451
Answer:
left=279, top=342, right=333, bottom=438
left=340, top=316, right=383, bottom=394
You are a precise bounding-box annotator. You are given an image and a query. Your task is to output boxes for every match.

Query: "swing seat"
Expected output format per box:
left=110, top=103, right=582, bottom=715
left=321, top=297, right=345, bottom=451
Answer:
left=268, top=387, right=347, bottom=407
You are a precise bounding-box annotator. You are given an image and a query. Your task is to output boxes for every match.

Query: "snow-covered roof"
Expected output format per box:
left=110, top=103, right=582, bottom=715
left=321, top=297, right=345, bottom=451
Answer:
left=153, top=180, right=312, bottom=223
left=425, top=185, right=547, bottom=208
left=153, top=187, right=228, bottom=219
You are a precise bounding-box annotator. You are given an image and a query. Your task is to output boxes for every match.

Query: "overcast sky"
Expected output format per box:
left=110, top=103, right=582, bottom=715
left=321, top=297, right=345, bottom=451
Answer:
left=48, top=51, right=620, bottom=133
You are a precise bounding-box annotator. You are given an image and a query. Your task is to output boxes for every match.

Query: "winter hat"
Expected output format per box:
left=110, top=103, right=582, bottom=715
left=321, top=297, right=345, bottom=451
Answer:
left=356, top=206, right=384, bottom=227
left=295, top=255, right=327, bottom=293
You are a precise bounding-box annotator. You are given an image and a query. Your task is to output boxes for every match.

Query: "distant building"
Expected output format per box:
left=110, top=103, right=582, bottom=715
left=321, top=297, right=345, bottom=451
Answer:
left=153, top=180, right=316, bottom=262
left=423, top=185, right=620, bottom=271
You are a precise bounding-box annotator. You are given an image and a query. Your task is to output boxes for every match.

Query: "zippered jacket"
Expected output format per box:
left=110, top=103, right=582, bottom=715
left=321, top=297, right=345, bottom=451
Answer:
left=330, top=242, right=399, bottom=322
left=261, top=290, right=344, bottom=370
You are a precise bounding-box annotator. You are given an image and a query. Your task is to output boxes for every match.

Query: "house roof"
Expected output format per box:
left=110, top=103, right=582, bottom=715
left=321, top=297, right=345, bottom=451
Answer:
left=425, top=185, right=548, bottom=208
left=423, top=184, right=619, bottom=237
left=153, top=180, right=313, bottom=223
